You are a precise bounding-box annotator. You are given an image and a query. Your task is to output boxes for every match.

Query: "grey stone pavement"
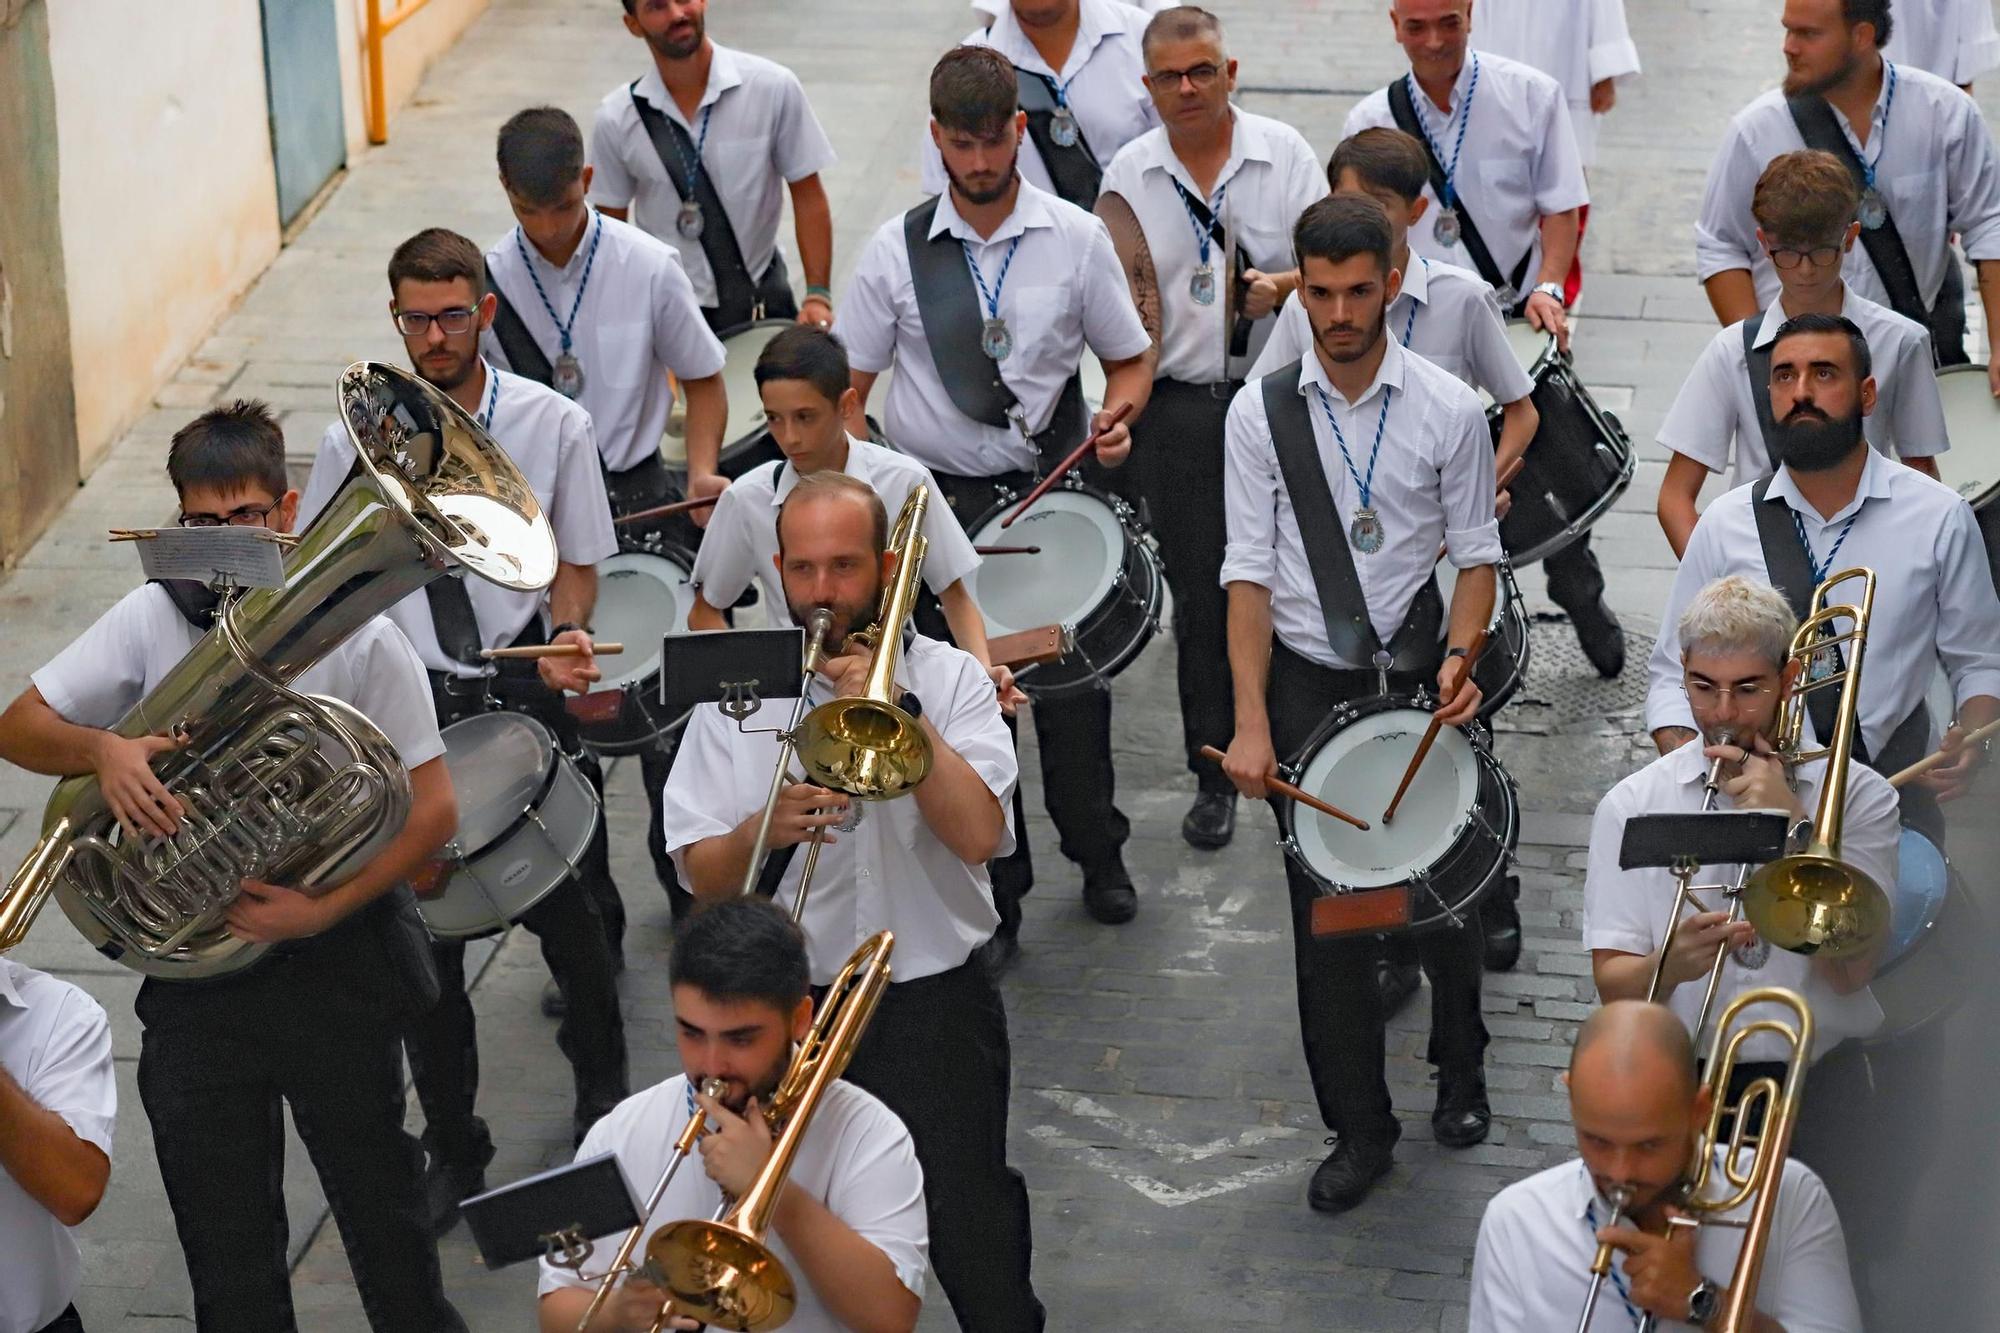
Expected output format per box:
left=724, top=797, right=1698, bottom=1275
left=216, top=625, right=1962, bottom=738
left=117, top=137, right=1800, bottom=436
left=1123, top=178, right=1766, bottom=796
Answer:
left=3, top=1, right=1998, bottom=1329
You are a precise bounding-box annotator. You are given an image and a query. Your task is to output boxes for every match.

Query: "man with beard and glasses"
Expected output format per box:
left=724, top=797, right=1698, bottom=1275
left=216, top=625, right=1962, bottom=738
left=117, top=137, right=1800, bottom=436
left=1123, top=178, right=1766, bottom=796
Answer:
left=1469, top=1002, right=1861, bottom=1332
left=1660, top=151, right=1947, bottom=559
left=839, top=45, right=1155, bottom=944
left=663, top=473, right=1043, bottom=1331
left=588, top=0, right=838, bottom=334
left=537, top=897, right=927, bottom=1333
left=1646, top=313, right=2000, bottom=846
left=924, top=0, right=1159, bottom=209
left=1220, top=194, right=1501, bottom=1216
left=298, top=227, right=628, bottom=1235
left=1695, top=0, right=2000, bottom=375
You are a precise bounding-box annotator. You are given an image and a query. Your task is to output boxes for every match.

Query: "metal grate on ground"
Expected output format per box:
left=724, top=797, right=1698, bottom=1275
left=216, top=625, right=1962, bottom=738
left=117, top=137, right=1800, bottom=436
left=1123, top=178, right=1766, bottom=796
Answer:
left=1495, top=615, right=1656, bottom=736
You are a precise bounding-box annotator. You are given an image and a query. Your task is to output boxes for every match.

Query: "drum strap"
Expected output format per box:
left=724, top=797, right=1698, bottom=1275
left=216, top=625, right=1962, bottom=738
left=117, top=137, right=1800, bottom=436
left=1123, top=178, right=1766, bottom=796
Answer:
left=1386, top=78, right=1533, bottom=303
left=151, top=579, right=222, bottom=629
left=426, top=575, right=487, bottom=666
left=1261, top=360, right=1445, bottom=673
left=1786, top=95, right=1933, bottom=331
left=1741, top=313, right=1784, bottom=471
left=1166, top=179, right=1256, bottom=358
left=904, top=196, right=1023, bottom=431
left=1010, top=61, right=1104, bottom=206
left=484, top=260, right=556, bottom=388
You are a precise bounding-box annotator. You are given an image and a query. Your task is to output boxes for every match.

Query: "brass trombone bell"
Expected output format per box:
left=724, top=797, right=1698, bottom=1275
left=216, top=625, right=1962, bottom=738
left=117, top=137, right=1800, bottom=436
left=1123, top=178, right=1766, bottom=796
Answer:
left=1741, top=851, right=1889, bottom=960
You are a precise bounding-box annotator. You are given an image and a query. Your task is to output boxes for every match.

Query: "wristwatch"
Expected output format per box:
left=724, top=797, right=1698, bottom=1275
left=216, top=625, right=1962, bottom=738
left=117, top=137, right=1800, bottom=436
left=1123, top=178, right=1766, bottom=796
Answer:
left=1687, top=1277, right=1723, bottom=1327
left=1785, top=816, right=1814, bottom=855
left=896, top=689, right=924, bottom=722
left=1445, top=646, right=1470, bottom=660
left=1531, top=280, right=1568, bottom=307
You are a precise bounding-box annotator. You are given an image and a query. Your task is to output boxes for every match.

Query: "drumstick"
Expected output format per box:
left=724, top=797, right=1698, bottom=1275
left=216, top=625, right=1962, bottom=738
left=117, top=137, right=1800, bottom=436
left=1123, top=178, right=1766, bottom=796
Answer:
left=478, top=642, right=625, bottom=660
left=613, top=494, right=720, bottom=526
left=1198, top=745, right=1370, bottom=830
left=1382, top=629, right=1489, bottom=824
left=1000, top=401, right=1135, bottom=528
left=1888, top=717, right=2000, bottom=787
left=975, top=544, right=1043, bottom=556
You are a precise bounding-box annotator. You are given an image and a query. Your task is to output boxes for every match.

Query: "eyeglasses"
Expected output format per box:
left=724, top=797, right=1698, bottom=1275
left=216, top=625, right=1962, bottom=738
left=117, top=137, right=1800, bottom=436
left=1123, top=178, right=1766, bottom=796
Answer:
left=393, top=307, right=479, bottom=336
left=1682, top=677, right=1776, bottom=706
left=178, top=503, right=276, bottom=529
left=1146, top=63, right=1222, bottom=92
left=1768, top=244, right=1842, bottom=270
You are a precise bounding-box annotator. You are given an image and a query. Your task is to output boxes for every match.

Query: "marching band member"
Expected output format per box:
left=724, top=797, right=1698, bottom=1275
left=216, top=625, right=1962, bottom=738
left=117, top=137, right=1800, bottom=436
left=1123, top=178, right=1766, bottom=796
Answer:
left=1470, top=1001, right=1861, bottom=1332
left=663, top=473, right=1044, bottom=1330
left=1658, top=150, right=1947, bottom=558
left=589, top=0, right=839, bottom=332
left=0, top=404, right=466, bottom=1331
left=1694, top=0, right=2000, bottom=371
left=1221, top=195, right=1500, bottom=1215
left=1883, top=0, right=2000, bottom=90
left=1095, top=4, right=1323, bottom=851
left=923, top=0, right=1159, bottom=209
left=299, top=228, right=629, bottom=1235
left=1345, top=0, right=1625, bottom=680
left=537, top=898, right=926, bottom=1333
left=838, top=45, right=1156, bottom=937
left=0, top=956, right=113, bottom=1333
left=1644, top=313, right=2000, bottom=842
left=1470, top=0, right=1640, bottom=171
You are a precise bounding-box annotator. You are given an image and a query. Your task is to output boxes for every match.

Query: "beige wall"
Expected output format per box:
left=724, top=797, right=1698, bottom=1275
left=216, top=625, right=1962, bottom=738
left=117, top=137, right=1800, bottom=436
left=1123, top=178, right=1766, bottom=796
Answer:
left=336, top=0, right=491, bottom=154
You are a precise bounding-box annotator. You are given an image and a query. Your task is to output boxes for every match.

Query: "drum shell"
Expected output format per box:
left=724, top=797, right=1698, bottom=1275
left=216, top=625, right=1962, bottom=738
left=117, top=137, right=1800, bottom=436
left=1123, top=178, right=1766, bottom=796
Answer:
left=577, top=545, right=699, bottom=756
left=662, top=318, right=792, bottom=483
left=1490, top=326, right=1635, bottom=565
left=1439, top=558, right=1531, bottom=721
left=1867, top=828, right=1980, bottom=1046
left=1932, top=363, right=2000, bottom=594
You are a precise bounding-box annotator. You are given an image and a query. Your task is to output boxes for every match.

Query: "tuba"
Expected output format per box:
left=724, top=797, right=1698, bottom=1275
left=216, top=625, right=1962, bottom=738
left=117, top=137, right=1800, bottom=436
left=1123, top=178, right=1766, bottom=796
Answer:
left=0, top=363, right=556, bottom=981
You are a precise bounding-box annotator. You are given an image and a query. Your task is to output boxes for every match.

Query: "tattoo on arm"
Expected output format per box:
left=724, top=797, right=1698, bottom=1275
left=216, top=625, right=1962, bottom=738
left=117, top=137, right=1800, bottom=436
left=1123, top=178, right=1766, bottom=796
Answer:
left=1096, top=191, right=1163, bottom=348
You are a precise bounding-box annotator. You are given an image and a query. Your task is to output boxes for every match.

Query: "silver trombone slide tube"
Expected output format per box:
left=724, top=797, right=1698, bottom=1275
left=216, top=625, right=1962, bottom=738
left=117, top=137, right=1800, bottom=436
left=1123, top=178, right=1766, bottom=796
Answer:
left=1644, top=748, right=1733, bottom=1004
left=737, top=610, right=834, bottom=900
left=1576, top=1184, right=1635, bottom=1333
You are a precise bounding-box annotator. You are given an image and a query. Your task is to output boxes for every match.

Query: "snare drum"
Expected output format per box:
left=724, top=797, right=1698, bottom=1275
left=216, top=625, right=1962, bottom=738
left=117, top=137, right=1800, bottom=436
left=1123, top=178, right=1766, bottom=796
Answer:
left=1437, top=557, right=1531, bottom=721
left=575, top=545, right=700, bottom=756
left=661, top=319, right=790, bottom=481
left=1933, top=364, right=2000, bottom=589
left=418, top=712, right=601, bottom=940
left=1279, top=694, right=1519, bottom=933
left=1867, top=826, right=1981, bottom=1045
left=963, top=478, right=1163, bottom=698
left=1489, top=322, right=1635, bottom=566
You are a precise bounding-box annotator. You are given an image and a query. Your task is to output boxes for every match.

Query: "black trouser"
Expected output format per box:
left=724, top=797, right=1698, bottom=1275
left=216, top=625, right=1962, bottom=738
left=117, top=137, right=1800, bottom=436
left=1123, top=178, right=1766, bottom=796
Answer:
left=922, top=466, right=1131, bottom=902
left=406, top=672, right=629, bottom=1163
left=35, top=1307, right=83, bottom=1333
left=1266, top=643, right=1489, bottom=1145
left=135, top=901, right=466, bottom=1333
left=829, top=958, right=1043, bottom=1333
left=699, top=252, right=798, bottom=334
left=1131, top=379, right=1236, bottom=794
left=1541, top=534, right=1606, bottom=621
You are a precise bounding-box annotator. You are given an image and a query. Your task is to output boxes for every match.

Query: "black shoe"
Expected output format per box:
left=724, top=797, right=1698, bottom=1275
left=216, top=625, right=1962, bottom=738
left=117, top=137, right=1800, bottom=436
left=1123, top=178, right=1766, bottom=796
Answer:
left=1377, top=958, right=1421, bottom=1016
left=1433, top=1068, right=1491, bottom=1148
left=541, top=976, right=566, bottom=1019
left=1482, top=877, right=1523, bottom=973
left=1307, top=1137, right=1395, bottom=1214
left=1568, top=596, right=1626, bottom=678
left=422, top=1140, right=496, bottom=1237
left=1082, top=865, right=1138, bottom=924
left=978, top=924, right=1022, bottom=976
left=1181, top=790, right=1237, bottom=849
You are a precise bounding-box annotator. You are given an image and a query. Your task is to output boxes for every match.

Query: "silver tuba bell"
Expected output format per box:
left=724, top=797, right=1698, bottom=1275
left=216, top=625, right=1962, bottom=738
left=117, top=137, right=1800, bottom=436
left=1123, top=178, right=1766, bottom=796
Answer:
left=0, top=363, right=557, bottom=981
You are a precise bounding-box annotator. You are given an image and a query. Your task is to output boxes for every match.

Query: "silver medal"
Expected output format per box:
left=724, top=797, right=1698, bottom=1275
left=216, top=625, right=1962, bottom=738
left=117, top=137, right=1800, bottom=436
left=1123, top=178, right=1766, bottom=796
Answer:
left=553, top=351, right=585, bottom=399
left=1190, top=263, right=1217, bottom=306
left=981, top=317, right=1014, bottom=362
left=1433, top=207, right=1462, bottom=247
left=676, top=200, right=705, bottom=240
left=1731, top=934, right=1771, bottom=971
left=1349, top=507, right=1385, bottom=555
left=1857, top=186, right=1888, bottom=231
left=1050, top=105, right=1080, bottom=149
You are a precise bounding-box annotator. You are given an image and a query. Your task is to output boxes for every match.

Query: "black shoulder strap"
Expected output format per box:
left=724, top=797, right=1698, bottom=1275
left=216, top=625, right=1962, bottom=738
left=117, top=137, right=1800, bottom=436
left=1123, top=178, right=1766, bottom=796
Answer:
left=1748, top=477, right=1854, bottom=758
left=629, top=83, right=768, bottom=327
left=753, top=842, right=799, bottom=901
left=1386, top=79, right=1533, bottom=301
left=150, top=579, right=221, bottom=630
left=1786, top=95, right=1930, bottom=325
left=1741, top=313, right=1783, bottom=471
left=1014, top=68, right=1103, bottom=205
left=1167, top=178, right=1257, bottom=358
left=902, top=197, right=1022, bottom=430
left=484, top=259, right=555, bottom=388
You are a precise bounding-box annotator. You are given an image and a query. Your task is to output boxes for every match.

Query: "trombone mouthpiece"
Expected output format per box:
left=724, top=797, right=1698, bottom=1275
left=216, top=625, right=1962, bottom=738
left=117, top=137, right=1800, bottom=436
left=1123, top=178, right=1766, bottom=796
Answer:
left=807, top=607, right=833, bottom=636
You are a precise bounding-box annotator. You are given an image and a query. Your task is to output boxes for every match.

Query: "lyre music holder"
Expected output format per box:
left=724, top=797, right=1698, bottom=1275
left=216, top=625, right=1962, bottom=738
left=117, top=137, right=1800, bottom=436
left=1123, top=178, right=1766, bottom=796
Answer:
left=459, top=1153, right=641, bottom=1272
left=658, top=626, right=806, bottom=727
left=1618, top=811, right=1790, bottom=874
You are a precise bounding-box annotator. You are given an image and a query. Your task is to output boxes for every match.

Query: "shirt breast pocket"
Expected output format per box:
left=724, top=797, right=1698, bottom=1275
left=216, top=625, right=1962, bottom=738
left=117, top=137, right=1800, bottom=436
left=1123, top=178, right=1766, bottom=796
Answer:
left=1476, top=155, right=1532, bottom=205
left=1007, top=281, right=1080, bottom=371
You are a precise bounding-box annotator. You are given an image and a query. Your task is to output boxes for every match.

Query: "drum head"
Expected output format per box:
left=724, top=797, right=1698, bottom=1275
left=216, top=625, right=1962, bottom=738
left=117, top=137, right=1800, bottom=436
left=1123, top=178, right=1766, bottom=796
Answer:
left=966, top=488, right=1126, bottom=635
left=1480, top=321, right=1556, bottom=408
left=594, top=550, right=696, bottom=692
left=1079, top=357, right=1108, bottom=416
left=1932, top=365, right=1999, bottom=509
left=1293, top=707, right=1482, bottom=888
left=441, top=712, right=558, bottom=857
left=1885, top=826, right=1951, bottom=966
left=717, top=320, right=796, bottom=452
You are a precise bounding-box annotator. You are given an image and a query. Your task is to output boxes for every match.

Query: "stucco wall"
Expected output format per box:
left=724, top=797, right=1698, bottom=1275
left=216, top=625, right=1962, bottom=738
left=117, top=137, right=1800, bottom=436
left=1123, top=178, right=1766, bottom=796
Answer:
left=335, top=0, right=492, bottom=153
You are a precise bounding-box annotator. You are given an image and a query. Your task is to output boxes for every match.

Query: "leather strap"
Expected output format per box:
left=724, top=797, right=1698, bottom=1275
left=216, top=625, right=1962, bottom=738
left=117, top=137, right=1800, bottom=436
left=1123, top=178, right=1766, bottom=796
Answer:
left=902, top=196, right=1023, bottom=430
left=1741, top=312, right=1783, bottom=471
left=1749, top=477, right=1852, bottom=755
left=1167, top=178, right=1257, bottom=358
left=1785, top=94, right=1930, bottom=326
left=151, top=579, right=222, bottom=630
left=425, top=575, right=486, bottom=665
left=484, top=259, right=555, bottom=388
left=1012, top=65, right=1103, bottom=205
left=1387, top=78, right=1533, bottom=300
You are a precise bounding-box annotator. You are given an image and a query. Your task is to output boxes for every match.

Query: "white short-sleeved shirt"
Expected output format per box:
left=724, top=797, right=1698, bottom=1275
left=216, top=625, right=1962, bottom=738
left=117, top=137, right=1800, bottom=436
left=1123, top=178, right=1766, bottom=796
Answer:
left=663, top=635, right=1016, bottom=984
left=836, top=181, right=1153, bottom=476
left=1097, top=110, right=1325, bottom=384
left=1345, top=52, right=1589, bottom=300
left=1471, top=1155, right=1862, bottom=1332
left=920, top=0, right=1159, bottom=206
left=690, top=438, right=983, bottom=616
left=32, top=585, right=445, bottom=772
left=1694, top=64, right=2000, bottom=311
left=587, top=47, right=837, bottom=308
left=538, top=1074, right=928, bottom=1327
left=1658, top=287, right=1949, bottom=488
left=1221, top=338, right=1505, bottom=670
left=1644, top=448, right=2000, bottom=750
left=1583, top=739, right=1896, bottom=1061
left=1471, top=0, right=1642, bottom=165
left=1884, top=0, right=2000, bottom=86
left=0, top=961, right=114, bottom=1333
left=482, top=212, right=728, bottom=474
left=299, top=363, right=620, bottom=678
left=1250, top=257, right=1536, bottom=406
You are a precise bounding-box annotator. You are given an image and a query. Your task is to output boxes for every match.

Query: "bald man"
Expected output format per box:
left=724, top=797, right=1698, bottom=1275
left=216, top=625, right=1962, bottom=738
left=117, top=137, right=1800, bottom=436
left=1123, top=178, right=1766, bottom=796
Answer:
left=1470, top=1001, right=1861, bottom=1332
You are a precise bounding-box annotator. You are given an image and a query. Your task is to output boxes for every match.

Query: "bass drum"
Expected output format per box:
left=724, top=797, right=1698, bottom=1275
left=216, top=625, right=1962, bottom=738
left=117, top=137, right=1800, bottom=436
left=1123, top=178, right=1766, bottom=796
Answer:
left=1932, top=364, right=2000, bottom=593
left=1437, top=556, right=1530, bottom=721
left=1278, top=693, right=1519, bottom=933
left=1867, top=826, right=1982, bottom=1045
left=662, top=319, right=791, bottom=482
left=576, top=545, right=700, bottom=757
left=1490, top=322, right=1635, bottom=566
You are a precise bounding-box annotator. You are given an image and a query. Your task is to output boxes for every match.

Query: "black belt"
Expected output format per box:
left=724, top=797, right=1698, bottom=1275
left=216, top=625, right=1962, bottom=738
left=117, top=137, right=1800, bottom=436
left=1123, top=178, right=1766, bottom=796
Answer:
left=1155, top=375, right=1244, bottom=402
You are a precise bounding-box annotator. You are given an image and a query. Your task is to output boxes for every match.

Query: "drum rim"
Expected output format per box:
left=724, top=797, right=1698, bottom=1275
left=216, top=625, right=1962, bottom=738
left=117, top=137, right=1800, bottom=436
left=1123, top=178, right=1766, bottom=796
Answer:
left=594, top=549, right=697, bottom=690
left=715, top=318, right=803, bottom=453
left=966, top=482, right=1137, bottom=637
left=439, top=709, right=564, bottom=857
left=1286, top=702, right=1484, bottom=886
left=1011, top=537, right=1165, bottom=698
left=1930, top=363, right=1998, bottom=507
left=423, top=750, right=601, bottom=939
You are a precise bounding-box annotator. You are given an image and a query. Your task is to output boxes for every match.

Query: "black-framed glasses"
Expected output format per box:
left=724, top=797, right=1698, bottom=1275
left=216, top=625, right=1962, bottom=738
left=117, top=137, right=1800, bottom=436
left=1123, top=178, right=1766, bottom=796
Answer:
left=1146, top=63, right=1222, bottom=91
left=178, top=503, right=276, bottom=529
left=393, top=307, right=479, bottom=336
left=1769, top=244, right=1842, bottom=270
